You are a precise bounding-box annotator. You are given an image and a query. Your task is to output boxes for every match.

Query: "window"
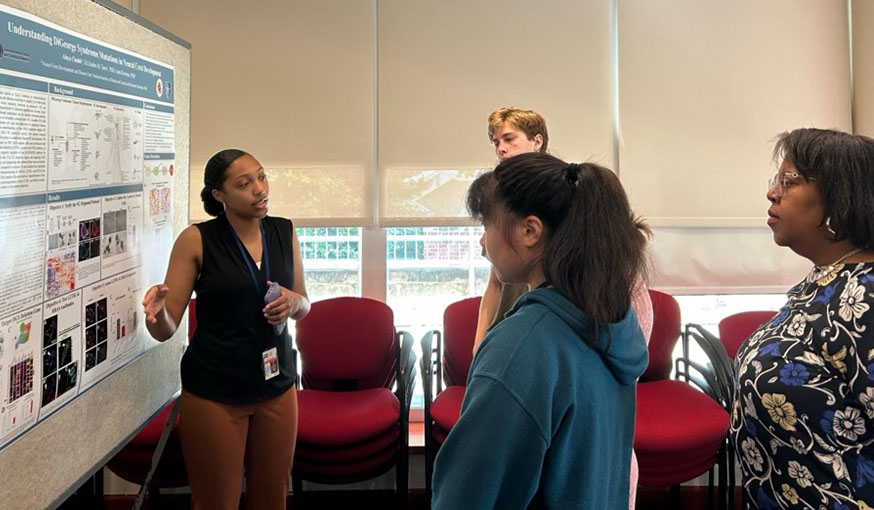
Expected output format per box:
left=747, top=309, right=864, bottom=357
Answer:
left=672, top=293, right=786, bottom=372
left=674, top=294, right=786, bottom=335
left=297, top=227, right=362, bottom=301
left=386, top=226, right=490, bottom=407
left=294, top=224, right=791, bottom=409
left=386, top=226, right=490, bottom=324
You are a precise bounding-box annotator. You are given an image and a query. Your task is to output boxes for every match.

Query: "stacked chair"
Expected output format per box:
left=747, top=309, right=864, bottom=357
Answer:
left=717, top=310, right=777, bottom=359
left=420, top=296, right=480, bottom=502
left=634, top=290, right=731, bottom=509
left=292, top=297, right=416, bottom=509
left=682, top=309, right=777, bottom=509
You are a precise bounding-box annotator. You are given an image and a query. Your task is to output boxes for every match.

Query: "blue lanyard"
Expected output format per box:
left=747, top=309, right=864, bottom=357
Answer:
left=226, top=218, right=271, bottom=296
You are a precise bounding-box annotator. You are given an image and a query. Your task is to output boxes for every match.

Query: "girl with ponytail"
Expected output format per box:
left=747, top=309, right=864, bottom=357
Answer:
left=143, top=149, right=309, bottom=509
left=432, top=152, right=650, bottom=509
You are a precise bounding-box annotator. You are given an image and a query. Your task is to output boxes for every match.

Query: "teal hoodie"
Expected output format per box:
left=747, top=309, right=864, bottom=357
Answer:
left=432, top=287, right=648, bottom=509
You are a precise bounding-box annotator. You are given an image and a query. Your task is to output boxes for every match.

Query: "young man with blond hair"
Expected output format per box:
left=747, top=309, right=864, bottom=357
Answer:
left=473, top=107, right=549, bottom=352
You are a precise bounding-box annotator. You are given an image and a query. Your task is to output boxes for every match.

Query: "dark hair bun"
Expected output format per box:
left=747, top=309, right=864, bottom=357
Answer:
left=201, top=186, right=224, bottom=217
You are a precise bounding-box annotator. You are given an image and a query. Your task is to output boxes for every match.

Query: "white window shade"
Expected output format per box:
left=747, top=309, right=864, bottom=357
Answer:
left=377, top=0, right=614, bottom=226
left=854, top=0, right=874, bottom=137
left=648, top=227, right=812, bottom=295
left=189, top=163, right=371, bottom=227
left=380, top=167, right=485, bottom=227
left=618, top=0, right=852, bottom=226
left=141, top=0, right=375, bottom=227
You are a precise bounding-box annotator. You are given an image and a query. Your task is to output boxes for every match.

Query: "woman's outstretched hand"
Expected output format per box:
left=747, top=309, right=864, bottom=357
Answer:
left=143, top=284, right=170, bottom=324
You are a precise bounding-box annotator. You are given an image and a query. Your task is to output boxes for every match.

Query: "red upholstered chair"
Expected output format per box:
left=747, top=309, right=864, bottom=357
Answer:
left=105, top=398, right=187, bottom=500
left=104, top=299, right=197, bottom=503
left=420, top=296, right=480, bottom=499
left=634, top=290, right=731, bottom=510
left=678, top=310, right=776, bottom=411
left=292, top=297, right=415, bottom=509
left=719, top=310, right=777, bottom=360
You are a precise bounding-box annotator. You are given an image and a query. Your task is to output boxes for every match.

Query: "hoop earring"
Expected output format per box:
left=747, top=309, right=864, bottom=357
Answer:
left=826, top=217, right=837, bottom=240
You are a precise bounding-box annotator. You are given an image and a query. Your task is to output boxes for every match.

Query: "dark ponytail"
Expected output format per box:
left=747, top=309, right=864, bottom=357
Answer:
left=201, top=149, right=248, bottom=217
left=546, top=161, right=650, bottom=337
left=467, top=152, right=650, bottom=346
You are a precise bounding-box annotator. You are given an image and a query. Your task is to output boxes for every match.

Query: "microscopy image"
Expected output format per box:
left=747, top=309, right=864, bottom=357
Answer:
left=42, top=374, right=57, bottom=407
left=85, top=326, right=96, bottom=349
left=57, top=230, right=74, bottom=248
left=43, top=345, right=57, bottom=374
left=85, top=303, right=96, bottom=327
left=85, top=348, right=96, bottom=371
left=103, top=211, right=116, bottom=235
left=43, top=315, right=58, bottom=346
left=58, top=363, right=78, bottom=395
left=78, top=241, right=90, bottom=262
left=58, top=337, right=73, bottom=367
left=96, top=298, right=107, bottom=321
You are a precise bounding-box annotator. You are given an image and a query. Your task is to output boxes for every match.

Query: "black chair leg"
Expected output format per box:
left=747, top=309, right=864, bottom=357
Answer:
left=94, top=469, right=105, bottom=510
left=396, top=457, right=409, bottom=510
left=147, top=484, right=161, bottom=508
left=424, top=435, right=434, bottom=507
left=292, top=473, right=304, bottom=510
left=669, top=484, right=681, bottom=507
left=707, top=467, right=714, bottom=509
left=718, top=446, right=728, bottom=510
left=728, top=444, right=737, bottom=510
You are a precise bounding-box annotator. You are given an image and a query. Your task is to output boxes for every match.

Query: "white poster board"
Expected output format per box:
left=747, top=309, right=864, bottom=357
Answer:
left=0, top=3, right=176, bottom=448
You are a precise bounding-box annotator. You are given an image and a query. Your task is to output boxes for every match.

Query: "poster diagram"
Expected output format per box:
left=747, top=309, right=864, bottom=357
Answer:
left=146, top=162, right=172, bottom=220
left=45, top=198, right=102, bottom=299
left=0, top=4, right=176, bottom=449
left=143, top=155, right=174, bottom=283
left=83, top=297, right=107, bottom=373
left=79, top=269, right=143, bottom=391
left=101, top=192, right=143, bottom=277
left=48, top=93, right=144, bottom=191
left=39, top=291, right=82, bottom=418
left=0, top=305, right=42, bottom=445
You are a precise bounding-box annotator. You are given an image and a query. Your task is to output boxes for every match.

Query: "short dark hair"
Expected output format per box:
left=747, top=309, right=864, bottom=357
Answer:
left=774, top=128, right=874, bottom=248
left=467, top=152, right=649, bottom=345
left=200, top=149, right=248, bottom=217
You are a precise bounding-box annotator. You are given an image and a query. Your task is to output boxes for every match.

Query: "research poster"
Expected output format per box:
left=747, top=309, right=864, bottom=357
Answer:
left=0, top=4, right=175, bottom=447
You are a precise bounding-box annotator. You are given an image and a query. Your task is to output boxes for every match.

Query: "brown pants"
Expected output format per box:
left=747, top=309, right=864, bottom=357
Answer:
left=179, top=387, right=297, bottom=510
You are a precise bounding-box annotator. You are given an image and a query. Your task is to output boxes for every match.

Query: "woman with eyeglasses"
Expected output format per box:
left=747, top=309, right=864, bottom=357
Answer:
left=732, top=128, right=874, bottom=509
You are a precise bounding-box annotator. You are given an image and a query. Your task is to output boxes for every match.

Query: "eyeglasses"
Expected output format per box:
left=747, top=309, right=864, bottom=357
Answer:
left=768, top=171, right=814, bottom=197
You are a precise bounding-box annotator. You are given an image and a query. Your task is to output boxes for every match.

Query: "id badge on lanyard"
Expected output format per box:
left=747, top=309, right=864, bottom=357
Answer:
left=227, top=219, right=279, bottom=380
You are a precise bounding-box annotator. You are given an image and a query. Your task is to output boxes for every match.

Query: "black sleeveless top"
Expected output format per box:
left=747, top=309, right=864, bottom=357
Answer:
left=181, top=214, right=296, bottom=404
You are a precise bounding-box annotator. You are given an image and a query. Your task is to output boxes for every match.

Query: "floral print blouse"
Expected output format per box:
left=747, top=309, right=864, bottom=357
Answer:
left=733, top=262, right=874, bottom=510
